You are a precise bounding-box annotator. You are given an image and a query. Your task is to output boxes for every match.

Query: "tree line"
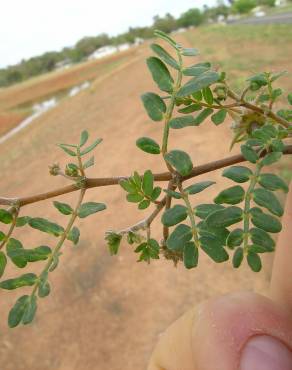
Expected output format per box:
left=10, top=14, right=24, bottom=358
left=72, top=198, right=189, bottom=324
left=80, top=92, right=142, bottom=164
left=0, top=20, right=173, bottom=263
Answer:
left=0, top=0, right=279, bottom=88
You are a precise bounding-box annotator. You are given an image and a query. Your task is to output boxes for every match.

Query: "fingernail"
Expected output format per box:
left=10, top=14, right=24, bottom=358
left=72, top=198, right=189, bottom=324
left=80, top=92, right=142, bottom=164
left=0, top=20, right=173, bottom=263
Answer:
left=240, top=335, right=292, bottom=370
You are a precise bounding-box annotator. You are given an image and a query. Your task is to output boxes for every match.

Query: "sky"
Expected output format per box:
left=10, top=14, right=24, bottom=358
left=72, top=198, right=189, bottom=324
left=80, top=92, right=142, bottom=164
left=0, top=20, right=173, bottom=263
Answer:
left=0, top=0, right=218, bottom=68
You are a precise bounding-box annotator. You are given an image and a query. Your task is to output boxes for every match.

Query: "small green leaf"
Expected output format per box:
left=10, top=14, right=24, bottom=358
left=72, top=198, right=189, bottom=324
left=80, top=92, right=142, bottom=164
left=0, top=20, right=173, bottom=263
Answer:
left=25, top=246, right=51, bottom=262
left=185, top=181, right=215, bottom=195
left=22, top=295, right=37, bottom=325
left=53, top=201, right=73, bottom=215
left=198, top=222, right=229, bottom=246
left=250, top=228, right=275, bottom=252
left=138, top=200, right=151, bottom=210
left=166, top=224, right=192, bottom=251
left=164, top=189, right=182, bottom=199
left=49, top=252, right=61, bottom=272
left=142, top=170, right=154, bottom=197
left=67, top=226, right=80, bottom=245
left=181, top=47, right=199, bottom=56
left=222, top=166, right=252, bottom=183
left=247, top=252, right=262, bottom=272
left=177, top=71, right=220, bottom=97
left=183, top=66, right=209, bottom=77
left=80, top=138, right=102, bottom=156
left=83, top=156, right=94, bottom=169
left=200, top=235, right=229, bottom=263
left=251, top=211, right=282, bottom=233
left=0, top=273, right=37, bottom=290
left=169, top=115, right=199, bottom=129
left=232, top=247, right=244, bottom=268
left=178, top=104, right=202, bottom=114
left=261, top=152, right=282, bottom=166
left=164, top=150, right=193, bottom=176
left=146, top=57, right=174, bottom=93
left=150, top=43, right=179, bottom=70
left=241, top=145, right=259, bottom=164
left=154, top=30, right=178, bottom=49
left=0, top=231, right=5, bottom=241
left=253, top=188, right=283, bottom=216
left=193, top=108, right=214, bottom=125
left=0, top=209, right=13, bottom=224
left=214, top=186, right=245, bottom=205
left=227, top=229, right=244, bottom=249
left=258, top=173, right=288, bottom=193
left=119, top=179, right=136, bottom=193
left=288, top=93, right=292, bottom=105
left=151, top=187, right=162, bottom=200
left=6, top=238, right=27, bottom=268
left=206, top=206, right=243, bottom=228
left=141, top=92, right=166, bottom=121
left=15, top=216, right=31, bottom=227
left=38, top=280, right=51, bottom=298
left=202, top=87, right=213, bottom=105
left=127, top=193, right=144, bottom=203
left=211, top=109, right=227, bottom=125
left=0, top=251, right=7, bottom=278
left=183, top=242, right=198, bottom=269
left=29, top=218, right=64, bottom=237
left=80, top=130, right=89, bottom=147
left=194, top=204, right=224, bottom=220
left=78, top=202, right=106, bottom=218
left=161, top=205, right=188, bottom=227
left=136, top=137, right=160, bottom=154
left=58, top=144, right=77, bottom=156
left=105, top=232, right=122, bottom=255
left=8, top=295, right=30, bottom=328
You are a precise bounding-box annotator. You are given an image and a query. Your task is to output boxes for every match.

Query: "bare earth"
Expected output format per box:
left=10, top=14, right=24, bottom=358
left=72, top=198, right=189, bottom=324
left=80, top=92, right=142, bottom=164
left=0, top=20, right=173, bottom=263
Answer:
left=0, top=34, right=279, bottom=370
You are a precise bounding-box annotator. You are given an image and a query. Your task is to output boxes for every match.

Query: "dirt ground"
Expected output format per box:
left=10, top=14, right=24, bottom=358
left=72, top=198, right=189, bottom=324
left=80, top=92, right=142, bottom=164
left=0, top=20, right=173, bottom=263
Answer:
left=0, top=31, right=289, bottom=370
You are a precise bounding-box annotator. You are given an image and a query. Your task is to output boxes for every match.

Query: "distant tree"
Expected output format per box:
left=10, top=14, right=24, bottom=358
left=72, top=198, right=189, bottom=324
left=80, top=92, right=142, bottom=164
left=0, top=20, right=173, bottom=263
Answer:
left=153, top=13, right=177, bottom=33
left=177, top=8, right=205, bottom=28
left=257, top=0, right=276, bottom=6
left=232, top=0, right=257, bottom=13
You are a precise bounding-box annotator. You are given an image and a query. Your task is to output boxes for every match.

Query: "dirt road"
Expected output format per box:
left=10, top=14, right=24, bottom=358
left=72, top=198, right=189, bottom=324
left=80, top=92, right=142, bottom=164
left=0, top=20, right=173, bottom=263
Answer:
left=0, top=35, right=276, bottom=370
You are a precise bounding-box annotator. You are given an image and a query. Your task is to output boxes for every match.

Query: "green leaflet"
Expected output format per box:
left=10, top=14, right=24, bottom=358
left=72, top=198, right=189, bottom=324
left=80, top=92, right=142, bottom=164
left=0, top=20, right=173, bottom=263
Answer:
left=261, top=152, right=282, bottom=166
left=136, top=137, right=160, bottom=154
left=183, top=242, right=198, bottom=269
left=250, top=228, right=275, bottom=252
left=177, top=71, right=220, bottom=97
left=178, top=104, right=202, bottom=114
left=253, top=188, right=283, bottom=217
left=80, top=130, right=89, bottom=147
left=197, top=222, right=229, bottom=246
left=181, top=48, right=199, bottom=56
left=206, top=206, right=243, bottom=228
left=202, top=87, right=213, bottom=105
left=182, top=66, right=209, bottom=77
left=214, top=186, right=245, bottom=205
left=142, top=170, right=154, bottom=197
left=67, top=226, right=80, bottom=245
left=0, top=251, right=7, bottom=278
left=258, top=173, right=288, bottom=193
left=164, top=150, right=193, bottom=176
left=222, top=166, right=252, bottom=183
left=166, top=224, right=192, bottom=251
left=193, top=108, right=213, bottom=125
left=211, top=109, right=227, bottom=125
left=251, top=211, right=282, bottom=233
left=247, top=252, right=262, bottom=272
left=146, top=57, right=174, bottom=93
left=8, top=295, right=29, bottom=328
left=154, top=30, right=178, bottom=49
left=53, top=201, right=73, bottom=215
left=194, top=204, right=224, bottom=220
left=185, top=181, right=215, bottom=195
left=0, top=209, right=13, bottom=224
left=164, top=189, right=182, bottom=199
left=80, top=138, right=102, bottom=156
left=241, top=145, right=259, bottom=164
left=150, top=43, right=180, bottom=70
left=0, top=273, right=37, bottom=290
left=29, top=218, right=64, bottom=236
left=6, top=238, right=27, bottom=268
left=169, top=115, right=199, bottom=129
left=77, top=202, right=106, bottom=218
left=226, top=229, right=244, bottom=249
left=141, top=92, right=166, bottom=121
left=232, top=247, right=244, bottom=268
left=161, top=205, right=188, bottom=227
left=199, top=235, right=229, bottom=263
left=105, top=232, right=122, bottom=256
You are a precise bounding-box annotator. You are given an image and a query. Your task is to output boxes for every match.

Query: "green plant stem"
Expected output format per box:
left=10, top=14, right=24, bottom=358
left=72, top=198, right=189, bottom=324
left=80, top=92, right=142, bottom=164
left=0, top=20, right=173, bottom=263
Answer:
left=31, top=187, right=86, bottom=296
left=0, top=209, right=19, bottom=251
left=242, top=161, right=262, bottom=254
left=178, top=183, right=200, bottom=248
